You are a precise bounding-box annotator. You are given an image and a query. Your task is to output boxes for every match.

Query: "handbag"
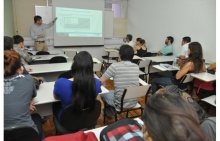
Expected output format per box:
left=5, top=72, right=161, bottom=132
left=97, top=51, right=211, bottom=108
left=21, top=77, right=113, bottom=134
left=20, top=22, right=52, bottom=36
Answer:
left=34, top=78, right=42, bottom=90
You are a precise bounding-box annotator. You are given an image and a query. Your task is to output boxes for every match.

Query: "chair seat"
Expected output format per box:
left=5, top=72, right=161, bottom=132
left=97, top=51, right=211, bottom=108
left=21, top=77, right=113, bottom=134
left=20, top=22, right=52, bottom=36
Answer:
left=103, top=84, right=151, bottom=124
left=116, top=103, right=142, bottom=112
left=139, top=70, right=146, bottom=75
left=4, top=125, right=41, bottom=141
left=53, top=100, right=101, bottom=134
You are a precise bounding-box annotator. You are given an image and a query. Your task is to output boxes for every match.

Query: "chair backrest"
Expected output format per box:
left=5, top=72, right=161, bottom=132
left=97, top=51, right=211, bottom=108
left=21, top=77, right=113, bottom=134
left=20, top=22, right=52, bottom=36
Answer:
left=108, top=51, right=119, bottom=58
left=166, top=53, right=173, bottom=56
left=93, top=63, right=102, bottom=73
left=179, top=73, right=194, bottom=84
left=138, top=59, right=152, bottom=74
left=58, top=70, right=72, bottom=79
left=123, top=84, right=151, bottom=100
left=60, top=100, right=101, bottom=131
left=4, top=125, right=41, bottom=141
left=27, top=52, right=33, bottom=56
left=36, top=51, right=50, bottom=55
left=179, top=73, right=194, bottom=89
left=64, top=50, right=77, bottom=61
left=49, top=56, right=67, bottom=63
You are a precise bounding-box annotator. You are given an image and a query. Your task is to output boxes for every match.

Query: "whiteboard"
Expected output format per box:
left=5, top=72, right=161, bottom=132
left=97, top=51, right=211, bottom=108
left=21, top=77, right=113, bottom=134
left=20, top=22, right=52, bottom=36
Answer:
left=104, top=11, right=113, bottom=38
left=35, top=6, right=113, bottom=38
left=35, top=6, right=54, bottom=39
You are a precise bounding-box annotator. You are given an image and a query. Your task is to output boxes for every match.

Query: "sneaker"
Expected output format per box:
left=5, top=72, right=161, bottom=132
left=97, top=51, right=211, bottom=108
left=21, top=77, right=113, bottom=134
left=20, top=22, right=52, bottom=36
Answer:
left=41, top=116, right=47, bottom=124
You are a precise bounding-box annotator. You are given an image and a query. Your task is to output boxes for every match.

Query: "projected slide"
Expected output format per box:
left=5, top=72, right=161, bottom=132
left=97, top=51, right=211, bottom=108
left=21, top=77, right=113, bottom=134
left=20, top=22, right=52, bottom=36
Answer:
left=56, top=7, right=102, bottom=37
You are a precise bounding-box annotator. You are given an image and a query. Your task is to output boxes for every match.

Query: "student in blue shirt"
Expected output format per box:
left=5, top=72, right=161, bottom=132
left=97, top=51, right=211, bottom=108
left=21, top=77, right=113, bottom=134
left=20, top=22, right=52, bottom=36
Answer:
left=157, top=36, right=174, bottom=56
left=53, top=51, right=102, bottom=121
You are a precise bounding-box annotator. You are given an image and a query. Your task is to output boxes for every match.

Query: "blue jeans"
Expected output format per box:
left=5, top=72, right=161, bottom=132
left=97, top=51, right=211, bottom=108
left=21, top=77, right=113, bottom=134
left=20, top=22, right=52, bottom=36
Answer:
left=101, top=90, right=116, bottom=118
left=151, top=77, right=178, bottom=94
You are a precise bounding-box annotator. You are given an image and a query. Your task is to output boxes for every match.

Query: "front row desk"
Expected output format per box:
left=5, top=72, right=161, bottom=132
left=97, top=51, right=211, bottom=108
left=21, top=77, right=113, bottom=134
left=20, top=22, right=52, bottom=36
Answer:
left=26, top=58, right=102, bottom=82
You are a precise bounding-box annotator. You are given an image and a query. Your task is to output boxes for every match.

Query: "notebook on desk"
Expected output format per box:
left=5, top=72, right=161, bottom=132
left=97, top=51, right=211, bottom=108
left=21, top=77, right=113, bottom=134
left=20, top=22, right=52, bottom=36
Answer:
left=159, top=63, right=179, bottom=71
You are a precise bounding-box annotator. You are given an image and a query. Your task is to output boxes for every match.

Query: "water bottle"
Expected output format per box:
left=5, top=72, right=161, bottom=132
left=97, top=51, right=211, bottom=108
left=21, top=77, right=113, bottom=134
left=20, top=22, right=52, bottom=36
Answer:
left=172, top=57, right=177, bottom=67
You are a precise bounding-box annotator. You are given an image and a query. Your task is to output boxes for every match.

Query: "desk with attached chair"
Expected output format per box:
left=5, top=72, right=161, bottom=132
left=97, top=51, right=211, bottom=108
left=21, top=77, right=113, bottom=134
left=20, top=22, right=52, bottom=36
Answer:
left=33, top=82, right=109, bottom=116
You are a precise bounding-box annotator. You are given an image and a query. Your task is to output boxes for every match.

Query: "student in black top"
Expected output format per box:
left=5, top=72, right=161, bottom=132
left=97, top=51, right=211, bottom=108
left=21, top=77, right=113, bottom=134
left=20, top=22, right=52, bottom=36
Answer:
left=133, top=38, right=147, bottom=57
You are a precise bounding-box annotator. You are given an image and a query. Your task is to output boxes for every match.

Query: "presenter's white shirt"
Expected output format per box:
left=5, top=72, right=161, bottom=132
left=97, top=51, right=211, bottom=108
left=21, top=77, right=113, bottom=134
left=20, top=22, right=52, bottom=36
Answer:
left=180, top=43, right=190, bottom=58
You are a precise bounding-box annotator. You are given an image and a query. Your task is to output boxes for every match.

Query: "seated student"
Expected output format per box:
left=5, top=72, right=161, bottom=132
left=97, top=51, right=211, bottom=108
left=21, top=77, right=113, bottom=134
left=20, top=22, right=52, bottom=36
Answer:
left=124, top=34, right=134, bottom=47
left=53, top=51, right=102, bottom=121
left=179, top=36, right=191, bottom=59
left=4, top=36, right=42, bottom=81
left=4, top=36, right=14, bottom=50
left=154, top=85, right=209, bottom=123
left=151, top=42, right=206, bottom=94
left=133, top=37, right=142, bottom=48
left=4, top=50, right=44, bottom=138
left=157, top=36, right=174, bottom=56
left=177, top=36, right=191, bottom=67
left=151, top=86, right=215, bottom=141
left=133, top=38, right=147, bottom=57
left=142, top=94, right=207, bottom=141
left=13, top=35, right=33, bottom=65
left=100, top=45, right=139, bottom=118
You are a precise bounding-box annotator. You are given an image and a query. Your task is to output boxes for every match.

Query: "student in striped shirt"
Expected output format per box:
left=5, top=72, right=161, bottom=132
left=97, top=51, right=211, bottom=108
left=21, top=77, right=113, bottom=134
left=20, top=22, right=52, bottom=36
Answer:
left=100, top=45, right=139, bottom=118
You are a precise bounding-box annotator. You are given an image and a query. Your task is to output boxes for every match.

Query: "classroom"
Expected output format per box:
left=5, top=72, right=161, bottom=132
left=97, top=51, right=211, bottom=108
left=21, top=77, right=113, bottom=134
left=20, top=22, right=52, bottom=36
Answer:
left=3, top=0, right=217, bottom=140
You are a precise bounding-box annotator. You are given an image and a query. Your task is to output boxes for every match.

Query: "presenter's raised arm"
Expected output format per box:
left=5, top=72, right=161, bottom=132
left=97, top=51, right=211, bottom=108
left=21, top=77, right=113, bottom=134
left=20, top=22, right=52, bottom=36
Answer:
left=53, top=17, right=57, bottom=23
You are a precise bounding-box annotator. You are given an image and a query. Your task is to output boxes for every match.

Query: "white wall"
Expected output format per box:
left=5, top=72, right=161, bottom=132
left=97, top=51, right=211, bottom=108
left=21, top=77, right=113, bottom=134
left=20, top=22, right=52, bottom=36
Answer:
left=127, top=0, right=216, bottom=62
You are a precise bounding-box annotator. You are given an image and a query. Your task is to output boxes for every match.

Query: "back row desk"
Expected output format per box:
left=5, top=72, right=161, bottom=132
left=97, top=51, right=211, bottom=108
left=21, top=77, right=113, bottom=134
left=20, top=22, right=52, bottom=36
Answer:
left=26, top=58, right=102, bottom=81
left=142, top=55, right=174, bottom=63
left=33, top=81, right=109, bottom=116
left=191, top=72, right=216, bottom=82
left=104, top=48, right=144, bottom=61
left=141, top=55, right=175, bottom=73
left=152, top=64, right=216, bottom=82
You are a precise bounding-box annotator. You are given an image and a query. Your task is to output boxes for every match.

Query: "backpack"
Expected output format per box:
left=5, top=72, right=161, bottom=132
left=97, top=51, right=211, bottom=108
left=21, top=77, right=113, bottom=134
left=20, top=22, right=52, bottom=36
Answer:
left=100, top=118, right=144, bottom=141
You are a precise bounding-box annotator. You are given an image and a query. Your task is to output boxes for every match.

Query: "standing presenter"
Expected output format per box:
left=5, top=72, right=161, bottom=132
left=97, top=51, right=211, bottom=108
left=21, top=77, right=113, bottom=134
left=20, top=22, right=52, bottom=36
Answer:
left=31, top=15, right=57, bottom=51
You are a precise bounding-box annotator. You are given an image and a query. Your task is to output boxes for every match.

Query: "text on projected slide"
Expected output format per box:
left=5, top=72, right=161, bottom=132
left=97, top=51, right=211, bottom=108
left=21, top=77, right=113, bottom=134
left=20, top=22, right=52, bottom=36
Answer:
left=56, top=7, right=103, bottom=37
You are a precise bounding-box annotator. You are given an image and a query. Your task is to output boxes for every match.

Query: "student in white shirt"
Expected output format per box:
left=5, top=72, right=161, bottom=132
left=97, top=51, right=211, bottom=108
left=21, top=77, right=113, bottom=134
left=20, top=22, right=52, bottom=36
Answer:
left=177, top=36, right=191, bottom=67
left=124, top=34, right=134, bottom=47
left=180, top=36, right=191, bottom=59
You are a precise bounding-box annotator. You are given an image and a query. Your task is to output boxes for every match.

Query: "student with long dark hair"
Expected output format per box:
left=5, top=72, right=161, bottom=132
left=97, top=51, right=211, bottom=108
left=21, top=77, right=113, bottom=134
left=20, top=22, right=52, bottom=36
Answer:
left=151, top=42, right=206, bottom=94
left=54, top=51, right=102, bottom=121
left=142, top=94, right=207, bottom=141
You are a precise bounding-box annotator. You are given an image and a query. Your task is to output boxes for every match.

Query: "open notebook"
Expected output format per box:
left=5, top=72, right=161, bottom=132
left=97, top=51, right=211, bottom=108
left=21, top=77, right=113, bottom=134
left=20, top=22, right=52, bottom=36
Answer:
left=159, top=63, right=179, bottom=70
